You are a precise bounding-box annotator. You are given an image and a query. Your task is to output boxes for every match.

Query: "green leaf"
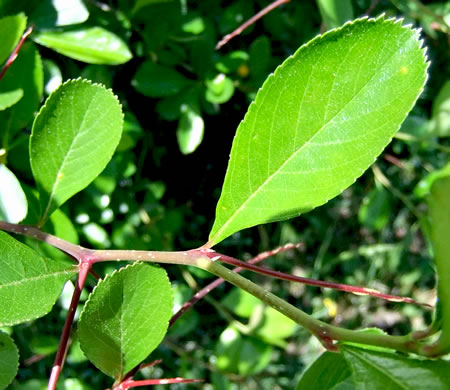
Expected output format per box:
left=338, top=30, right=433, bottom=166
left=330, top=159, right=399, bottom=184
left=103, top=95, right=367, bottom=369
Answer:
left=30, top=0, right=88, bottom=28
left=30, top=79, right=124, bottom=224
left=222, top=287, right=261, bottom=318
left=205, top=74, right=235, bottom=104
left=0, top=331, right=19, bottom=389
left=0, top=42, right=43, bottom=135
left=0, top=164, right=27, bottom=223
left=414, top=163, right=450, bottom=198
left=33, top=27, right=133, bottom=65
left=0, top=13, right=26, bottom=65
left=428, top=177, right=450, bottom=353
left=295, top=351, right=353, bottom=390
left=316, top=0, right=354, bottom=30
left=176, top=104, right=204, bottom=154
left=208, top=17, right=428, bottom=247
left=431, top=80, right=450, bottom=137
left=42, top=59, right=62, bottom=95
left=254, top=307, right=297, bottom=347
left=0, top=89, right=23, bottom=111
left=358, top=183, right=392, bottom=230
left=0, top=231, right=76, bottom=326
left=78, top=263, right=173, bottom=381
left=132, top=61, right=191, bottom=98
left=341, top=345, right=450, bottom=389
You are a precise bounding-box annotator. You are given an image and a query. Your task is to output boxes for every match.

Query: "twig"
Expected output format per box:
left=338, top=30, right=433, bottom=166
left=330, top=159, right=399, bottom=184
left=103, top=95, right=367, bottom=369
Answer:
left=216, top=0, right=290, bottom=50
left=0, top=25, right=33, bottom=81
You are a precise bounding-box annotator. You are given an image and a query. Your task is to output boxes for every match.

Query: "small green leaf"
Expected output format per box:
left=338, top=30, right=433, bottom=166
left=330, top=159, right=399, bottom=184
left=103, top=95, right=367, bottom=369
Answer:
left=205, top=74, right=235, bottom=104
left=316, top=0, right=354, bottom=30
left=254, top=307, right=297, bottom=347
left=30, top=0, right=88, bottom=28
left=428, top=177, right=450, bottom=353
left=0, top=164, right=27, bottom=223
left=33, top=27, right=133, bottom=65
left=177, top=104, right=204, bottom=154
left=0, top=331, right=19, bottom=389
left=296, top=351, right=353, bottom=390
left=358, top=184, right=392, bottom=230
left=78, top=263, right=173, bottom=381
left=0, top=13, right=26, bottom=65
left=0, top=231, right=76, bottom=326
left=341, top=345, right=450, bottom=389
left=414, top=163, right=450, bottom=198
left=0, top=42, right=43, bottom=134
left=30, top=79, right=124, bottom=224
left=208, top=17, right=428, bottom=246
left=431, top=80, right=450, bottom=137
left=132, top=61, right=191, bottom=98
left=222, top=287, right=261, bottom=318
left=42, top=59, right=62, bottom=95
left=0, top=89, right=23, bottom=111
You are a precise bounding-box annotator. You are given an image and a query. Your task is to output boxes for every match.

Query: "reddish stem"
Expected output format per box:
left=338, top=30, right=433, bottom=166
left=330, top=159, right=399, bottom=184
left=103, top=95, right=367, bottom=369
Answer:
left=119, top=378, right=203, bottom=389
left=48, top=261, right=92, bottom=390
left=0, top=25, right=33, bottom=81
left=216, top=0, right=290, bottom=49
left=170, top=243, right=303, bottom=327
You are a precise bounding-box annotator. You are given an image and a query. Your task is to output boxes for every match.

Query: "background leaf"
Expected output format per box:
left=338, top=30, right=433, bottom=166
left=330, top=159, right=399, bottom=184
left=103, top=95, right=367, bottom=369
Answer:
left=0, top=13, right=26, bottom=65
left=0, top=331, right=19, bottom=389
left=341, top=345, right=450, bottom=389
left=208, top=17, right=428, bottom=247
left=0, top=231, right=76, bottom=326
left=30, top=0, right=89, bottom=29
left=33, top=27, right=132, bottom=65
left=0, top=164, right=27, bottom=223
left=316, top=0, right=354, bottom=30
left=30, top=78, right=124, bottom=224
left=78, top=263, right=173, bottom=381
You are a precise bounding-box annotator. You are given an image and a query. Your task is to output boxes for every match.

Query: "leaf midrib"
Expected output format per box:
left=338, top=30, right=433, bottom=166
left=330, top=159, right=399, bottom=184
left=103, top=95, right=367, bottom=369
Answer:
left=0, top=269, right=72, bottom=289
left=210, top=33, right=403, bottom=244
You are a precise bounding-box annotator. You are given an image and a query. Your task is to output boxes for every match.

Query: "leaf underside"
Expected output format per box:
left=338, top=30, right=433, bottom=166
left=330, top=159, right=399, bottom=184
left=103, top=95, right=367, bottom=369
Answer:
left=208, top=17, right=428, bottom=247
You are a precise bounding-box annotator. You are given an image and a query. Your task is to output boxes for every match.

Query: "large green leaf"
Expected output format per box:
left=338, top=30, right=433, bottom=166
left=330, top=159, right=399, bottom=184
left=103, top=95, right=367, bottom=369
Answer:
left=0, top=164, right=27, bottom=223
left=0, top=331, right=19, bottom=389
left=0, top=42, right=43, bottom=135
left=428, top=177, right=450, bottom=352
left=0, top=231, right=76, bottom=326
left=0, top=13, right=26, bottom=65
left=30, top=79, right=124, bottom=225
left=296, top=351, right=353, bottom=390
left=33, top=27, right=132, bottom=65
left=341, top=345, right=450, bottom=389
left=78, top=263, right=173, bottom=381
left=208, top=17, right=428, bottom=247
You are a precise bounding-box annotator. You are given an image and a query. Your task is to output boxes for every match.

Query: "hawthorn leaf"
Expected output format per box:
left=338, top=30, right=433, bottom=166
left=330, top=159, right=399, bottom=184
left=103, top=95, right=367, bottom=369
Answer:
left=428, top=177, right=450, bottom=352
left=0, top=164, right=27, bottom=223
left=177, top=104, right=204, bottom=154
left=0, top=89, right=23, bottom=111
left=30, top=79, right=124, bottom=225
left=208, top=17, right=428, bottom=247
left=431, top=80, right=450, bottom=137
left=0, top=231, right=76, bottom=326
left=295, top=351, right=353, bottom=390
left=30, top=0, right=89, bottom=29
left=78, top=263, right=173, bottom=381
left=0, top=42, right=43, bottom=135
left=0, top=331, right=19, bottom=389
left=0, top=13, right=26, bottom=65
left=341, top=345, right=450, bottom=389
left=33, top=27, right=132, bottom=65
left=132, top=61, right=192, bottom=98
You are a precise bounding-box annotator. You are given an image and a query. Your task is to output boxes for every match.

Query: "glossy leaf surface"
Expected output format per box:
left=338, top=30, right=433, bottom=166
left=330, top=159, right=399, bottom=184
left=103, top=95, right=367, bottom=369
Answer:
left=208, top=17, right=428, bottom=246
left=78, top=263, right=173, bottom=380
left=0, top=331, right=19, bottom=389
left=33, top=27, right=132, bottom=65
left=295, top=351, right=352, bottom=390
left=177, top=104, right=204, bottom=154
left=341, top=346, right=450, bottom=389
left=0, top=231, right=76, bottom=326
left=30, top=79, right=123, bottom=224
left=0, top=164, right=27, bottom=223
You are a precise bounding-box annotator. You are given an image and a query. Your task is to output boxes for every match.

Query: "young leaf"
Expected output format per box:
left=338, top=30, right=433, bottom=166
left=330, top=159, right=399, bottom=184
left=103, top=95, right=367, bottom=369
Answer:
left=0, top=231, right=77, bottom=326
left=341, top=345, right=450, bottom=389
left=33, top=27, right=132, bottom=65
left=208, top=17, right=428, bottom=247
left=0, top=164, right=27, bottom=223
left=428, top=177, right=450, bottom=353
left=0, top=331, right=19, bottom=389
left=30, top=79, right=124, bottom=225
left=78, top=263, right=173, bottom=381
left=0, top=12, right=26, bottom=65
left=295, top=351, right=352, bottom=390
left=0, top=42, right=43, bottom=135
left=177, top=104, right=204, bottom=154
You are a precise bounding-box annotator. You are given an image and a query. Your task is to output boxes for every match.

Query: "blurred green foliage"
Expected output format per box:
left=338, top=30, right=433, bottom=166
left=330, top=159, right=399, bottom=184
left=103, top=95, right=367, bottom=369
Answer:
left=0, top=0, right=448, bottom=389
